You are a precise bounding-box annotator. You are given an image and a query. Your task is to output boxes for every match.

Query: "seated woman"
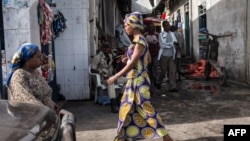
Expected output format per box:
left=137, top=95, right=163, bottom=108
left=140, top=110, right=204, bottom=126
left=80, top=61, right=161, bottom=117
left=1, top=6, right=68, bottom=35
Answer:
left=6, top=43, right=57, bottom=110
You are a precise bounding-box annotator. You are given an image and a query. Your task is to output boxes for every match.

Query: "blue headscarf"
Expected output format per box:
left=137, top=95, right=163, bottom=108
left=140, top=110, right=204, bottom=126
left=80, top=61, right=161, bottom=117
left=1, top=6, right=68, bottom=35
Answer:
left=6, top=43, right=39, bottom=87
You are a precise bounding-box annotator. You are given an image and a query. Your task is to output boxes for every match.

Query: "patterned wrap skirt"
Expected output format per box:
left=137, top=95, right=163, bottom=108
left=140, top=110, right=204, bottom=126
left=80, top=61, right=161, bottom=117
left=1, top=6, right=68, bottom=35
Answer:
left=116, top=72, right=168, bottom=139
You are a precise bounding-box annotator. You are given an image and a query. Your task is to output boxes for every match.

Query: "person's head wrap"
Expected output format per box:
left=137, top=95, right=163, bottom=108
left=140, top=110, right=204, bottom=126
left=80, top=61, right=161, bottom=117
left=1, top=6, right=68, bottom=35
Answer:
left=124, top=12, right=144, bottom=30
left=6, top=43, right=39, bottom=87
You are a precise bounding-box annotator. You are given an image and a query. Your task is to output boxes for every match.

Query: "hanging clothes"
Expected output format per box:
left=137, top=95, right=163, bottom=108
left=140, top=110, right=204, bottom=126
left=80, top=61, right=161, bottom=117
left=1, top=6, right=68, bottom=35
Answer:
left=53, top=10, right=67, bottom=38
left=38, top=0, right=54, bottom=45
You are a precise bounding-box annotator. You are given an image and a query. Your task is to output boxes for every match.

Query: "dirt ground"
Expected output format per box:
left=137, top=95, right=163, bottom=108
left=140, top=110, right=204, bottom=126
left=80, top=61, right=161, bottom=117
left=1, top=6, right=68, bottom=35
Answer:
left=62, top=78, right=250, bottom=141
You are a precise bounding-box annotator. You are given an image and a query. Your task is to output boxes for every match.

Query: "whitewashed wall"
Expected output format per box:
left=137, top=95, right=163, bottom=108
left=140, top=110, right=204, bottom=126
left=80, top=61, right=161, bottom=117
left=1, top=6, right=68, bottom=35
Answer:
left=54, top=0, right=90, bottom=100
left=2, top=0, right=90, bottom=99
left=3, top=0, right=40, bottom=83
left=191, top=0, right=247, bottom=82
left=207, top=0, right=247, bottom=82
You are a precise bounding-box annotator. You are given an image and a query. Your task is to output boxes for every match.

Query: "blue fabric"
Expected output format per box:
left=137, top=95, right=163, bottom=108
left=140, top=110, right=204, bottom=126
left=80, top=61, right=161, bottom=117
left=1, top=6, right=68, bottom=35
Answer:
left=199, top=27, right=209, bottom=33
left=6, top=43, right=39, bottom=87
left=97, top=95, right=110, bottom=105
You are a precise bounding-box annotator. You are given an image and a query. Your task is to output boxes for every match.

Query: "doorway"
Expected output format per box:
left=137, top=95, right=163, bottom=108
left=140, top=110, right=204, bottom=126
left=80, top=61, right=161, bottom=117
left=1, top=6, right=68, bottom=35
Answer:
left=198, top=5, right=207, bottom=59
left=184, top=12, right=190, bottom=56
left=198, top=5, right=206, bottom=29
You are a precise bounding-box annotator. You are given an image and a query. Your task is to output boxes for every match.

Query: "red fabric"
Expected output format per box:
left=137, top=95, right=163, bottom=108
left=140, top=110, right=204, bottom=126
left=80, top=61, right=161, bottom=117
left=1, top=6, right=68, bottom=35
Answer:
left=161, top=12, right=166, bottom=19
left=186, top=59, right=219, bottom=78
left=39, top=2, right=54, bottom=45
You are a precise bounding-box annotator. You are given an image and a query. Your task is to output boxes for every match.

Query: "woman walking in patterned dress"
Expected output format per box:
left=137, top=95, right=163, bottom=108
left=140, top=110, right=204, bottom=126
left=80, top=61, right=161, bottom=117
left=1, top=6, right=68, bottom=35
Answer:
left=107, top=12, right=174, bottom=141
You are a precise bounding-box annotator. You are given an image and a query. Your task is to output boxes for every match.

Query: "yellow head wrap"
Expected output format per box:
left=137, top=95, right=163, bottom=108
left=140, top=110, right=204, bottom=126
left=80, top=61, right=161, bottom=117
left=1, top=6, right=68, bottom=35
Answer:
left=124, top=12, right=144, bottom=30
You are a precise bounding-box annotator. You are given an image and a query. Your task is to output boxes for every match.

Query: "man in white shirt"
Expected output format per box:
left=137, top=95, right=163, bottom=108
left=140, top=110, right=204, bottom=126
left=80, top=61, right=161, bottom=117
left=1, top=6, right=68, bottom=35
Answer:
left=155, top=20, right=178, bottom=92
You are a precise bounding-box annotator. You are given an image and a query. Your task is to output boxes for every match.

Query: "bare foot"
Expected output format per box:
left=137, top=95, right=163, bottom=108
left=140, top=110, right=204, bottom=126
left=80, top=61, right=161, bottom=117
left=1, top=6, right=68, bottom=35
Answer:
left=163, top=134, right=173, bottom=141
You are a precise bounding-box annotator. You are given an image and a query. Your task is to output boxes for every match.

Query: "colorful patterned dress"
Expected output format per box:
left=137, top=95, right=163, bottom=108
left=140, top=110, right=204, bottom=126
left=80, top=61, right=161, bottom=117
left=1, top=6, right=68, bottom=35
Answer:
left=116, top=35, right=168, bottom=139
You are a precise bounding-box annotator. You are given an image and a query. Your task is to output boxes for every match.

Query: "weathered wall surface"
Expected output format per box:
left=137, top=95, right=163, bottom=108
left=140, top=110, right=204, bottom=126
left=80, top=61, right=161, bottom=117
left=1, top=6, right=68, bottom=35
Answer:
left=207, top=0, right=247, bottom=82
left=2, top=0, right=40, bottom=81
left=191, top=0, right=247, bottom=82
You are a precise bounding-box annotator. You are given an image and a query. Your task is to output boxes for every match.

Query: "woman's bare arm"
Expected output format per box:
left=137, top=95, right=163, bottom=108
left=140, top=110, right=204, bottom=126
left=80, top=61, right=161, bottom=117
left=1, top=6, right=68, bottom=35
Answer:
left=107, top=43, right=144, bottom=84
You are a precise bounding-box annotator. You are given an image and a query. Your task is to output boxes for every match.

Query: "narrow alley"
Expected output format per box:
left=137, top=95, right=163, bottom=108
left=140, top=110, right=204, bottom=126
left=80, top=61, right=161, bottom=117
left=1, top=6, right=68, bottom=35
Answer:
left=1, top=0, right=250, bottom=141
left=62, top=78, right=250, bottom=141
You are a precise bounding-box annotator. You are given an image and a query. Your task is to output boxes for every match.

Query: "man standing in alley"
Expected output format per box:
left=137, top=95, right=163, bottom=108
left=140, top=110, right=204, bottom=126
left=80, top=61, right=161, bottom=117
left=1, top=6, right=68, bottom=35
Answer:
left=155, top=20, right=178, bottom=92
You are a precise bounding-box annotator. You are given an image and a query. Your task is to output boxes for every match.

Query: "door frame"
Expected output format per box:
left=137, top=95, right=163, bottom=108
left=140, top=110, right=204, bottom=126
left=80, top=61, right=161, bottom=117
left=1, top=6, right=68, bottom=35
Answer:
left=184, top=12, right=190, bottom=56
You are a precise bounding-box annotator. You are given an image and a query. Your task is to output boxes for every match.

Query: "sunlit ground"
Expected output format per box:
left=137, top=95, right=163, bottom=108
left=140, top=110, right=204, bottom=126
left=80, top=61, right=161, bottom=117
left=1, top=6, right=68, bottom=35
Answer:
left=76, top=117, right=250, bottom=141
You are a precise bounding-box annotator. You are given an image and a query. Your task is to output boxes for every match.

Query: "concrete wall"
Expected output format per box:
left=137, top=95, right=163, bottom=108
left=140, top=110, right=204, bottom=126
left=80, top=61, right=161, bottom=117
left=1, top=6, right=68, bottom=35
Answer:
left=2, top=0, right=40, bottom=83
left=191, top=0, right=248, bottom=82
left=207, top=0, right=246, bottom=82
left=89, top=0, right=98, bottom=57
